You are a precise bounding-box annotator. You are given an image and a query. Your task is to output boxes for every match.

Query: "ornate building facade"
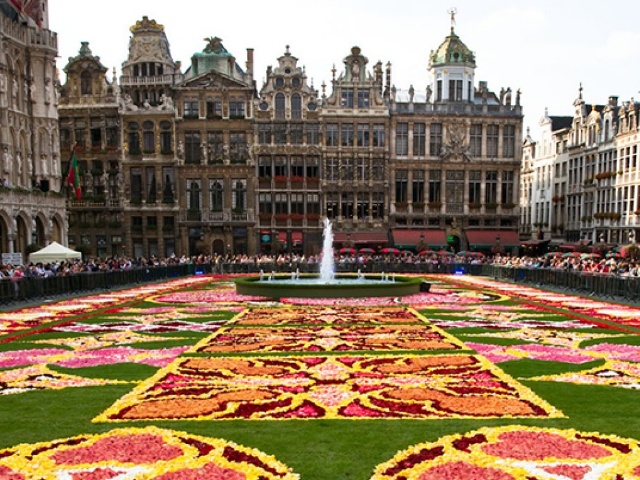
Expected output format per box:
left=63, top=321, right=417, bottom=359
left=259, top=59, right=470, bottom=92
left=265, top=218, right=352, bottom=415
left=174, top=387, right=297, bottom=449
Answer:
left=521, top=87, right=639, bottom=249
left=0, top=0, right=66, bottom=262
left=389, top=26, right=522, bottom=253
left=56, top=15, right=524, bottom=258
left=57, top=42, right=122, bottom=257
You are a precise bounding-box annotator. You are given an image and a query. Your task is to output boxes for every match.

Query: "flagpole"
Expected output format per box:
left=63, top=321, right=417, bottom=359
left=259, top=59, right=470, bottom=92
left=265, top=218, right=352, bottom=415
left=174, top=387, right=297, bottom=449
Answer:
left=60, top=143, right=78, bottom=194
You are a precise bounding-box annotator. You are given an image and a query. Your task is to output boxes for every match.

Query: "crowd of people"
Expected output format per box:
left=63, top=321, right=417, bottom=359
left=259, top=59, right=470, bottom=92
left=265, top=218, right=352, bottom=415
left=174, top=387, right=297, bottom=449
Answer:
left=1, top=249, right=638, bottom=280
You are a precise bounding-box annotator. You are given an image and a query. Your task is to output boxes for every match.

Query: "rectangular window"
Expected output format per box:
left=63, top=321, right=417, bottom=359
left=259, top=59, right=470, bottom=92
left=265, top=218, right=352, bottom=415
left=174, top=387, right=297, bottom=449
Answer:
left=145, top=166, right=156, bottom=203
left=413, top=123, right=426, bottom=156
left=341, top=193, right=354, bottom=218
left=396, top=123, right=408, bottom=155
left=60, top=127, right=71, bottom=150
left=326, top=123, right=338, bottom=147
left=306, top=124, right=319, bottom=145
left=412, top=170, right=424, bottom=203
left=341, top=123, right=354, bottom=147
left=429, top=123, right=442, bottom=156
left=501, top=170, right=515, bottom=204
left=448, top=79, right=463, bottom=101
left=258, top=156, right=272, bottom=178
left=206, top=100, right=222, bottom=119
left=207, top=131, right=224, bottom=160
left=470, top=124, right=482, bottom=157
left=468, top=170, right=481, bottom=204
left=343, top=157, right=354, bottom=181
left=130, top=167, right=142, bottom=203
left=357, top=90, right=370, bottom=108
left=428, top=170, right=441, bottom=203
left=143, top=126, right=154, bottom=152
left=290, top=124, right=303, bottom=145
left=445, top=170, right=464, bottom=205
left=372, top=159, right=384, bottom=181
left=485, top=170, right=498, bottom=204
left=326, top=158, right=339, bottom=181
left=373, top=123, right=385, bottom=147
left=306, top=157, right=319, bottom=179
left=487, top=125, right=499, bottom=157
left=229, top=132, right=247, bottom=162
left=183, top=100, right=199, bottom=118
left=290, top=193, right=304, bottom=215
left=357, top=124, right=369, bottom=147
left=274, top=192, right=288, bottom=214
left=306, top=193, right=320, bottom=215
left=357, top=192, right=368, bottom=218
left=184, top=131, right=201, bottom=164
left=162, top=167, right=174, bottom=203
left=128, top=127, right=140, bottom=155
left=341, top=89, right=354, bottom=108
left=274, top=124, right=287, bottom=144
left=258, top=193, right=272, bottom=214
left=371, top=192, right=384, bottom=218
left=290, top=156, right=304, bottom=177
left=258, top=124, right=272, bottom=144
left=395, top=169, right=408, bottom=202
left=357, top=158, right=367, bottom=182
left=229, top=99, right=245, bottom=117
left=274, top=156, right=288, bottom=177
left=90, top=117, right=101, bottom=148
left=503, top=125, right=515, bottom=158
left=160, top=124, right=172, bottom=154
left=326, top=192, right=338, bottom=219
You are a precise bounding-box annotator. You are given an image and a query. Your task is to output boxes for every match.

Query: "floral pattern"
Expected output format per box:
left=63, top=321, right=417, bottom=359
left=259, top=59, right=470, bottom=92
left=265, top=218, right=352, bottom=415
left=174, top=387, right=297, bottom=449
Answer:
left=0, top=426, right=299, bottom=479
left=370, top=425, right=640, bottom=479
left=96, top=353, right=560, bottom=421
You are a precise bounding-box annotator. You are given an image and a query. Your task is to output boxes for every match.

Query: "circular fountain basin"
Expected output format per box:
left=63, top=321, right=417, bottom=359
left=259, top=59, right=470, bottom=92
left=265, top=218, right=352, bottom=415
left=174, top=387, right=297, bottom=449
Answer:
left=235, top=274, right=422, bottom=298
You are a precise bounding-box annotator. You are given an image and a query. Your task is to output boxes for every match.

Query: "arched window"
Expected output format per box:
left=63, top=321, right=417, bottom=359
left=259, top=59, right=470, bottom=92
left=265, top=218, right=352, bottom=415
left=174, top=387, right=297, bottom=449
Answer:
left=275, top=93, right=285, bottom=119
left=291, top=93, right=302, bottom=119
left=80, top=71, right=92, bottom=95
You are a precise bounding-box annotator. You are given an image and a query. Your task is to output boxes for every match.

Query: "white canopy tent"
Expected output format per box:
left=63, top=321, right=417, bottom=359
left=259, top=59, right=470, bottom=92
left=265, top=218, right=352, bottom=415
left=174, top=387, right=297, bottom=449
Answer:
left=29, top=241, right=82, bottom=263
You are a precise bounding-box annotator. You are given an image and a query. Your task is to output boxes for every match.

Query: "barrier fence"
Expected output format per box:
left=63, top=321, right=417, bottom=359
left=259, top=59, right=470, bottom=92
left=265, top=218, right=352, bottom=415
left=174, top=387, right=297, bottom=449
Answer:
left=482, top=265, right=640, bottom=301
left=1, top=262, right=638, bottom=305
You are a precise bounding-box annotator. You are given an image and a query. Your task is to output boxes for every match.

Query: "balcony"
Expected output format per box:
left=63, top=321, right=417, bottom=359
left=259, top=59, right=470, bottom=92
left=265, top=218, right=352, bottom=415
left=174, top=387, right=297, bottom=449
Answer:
left=179, top=210, right=254, bottom=224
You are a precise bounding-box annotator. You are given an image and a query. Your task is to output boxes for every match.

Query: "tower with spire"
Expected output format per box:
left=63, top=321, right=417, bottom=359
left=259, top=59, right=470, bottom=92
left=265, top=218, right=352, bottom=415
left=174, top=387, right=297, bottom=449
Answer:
left=428, top=9, right=476, bottom=103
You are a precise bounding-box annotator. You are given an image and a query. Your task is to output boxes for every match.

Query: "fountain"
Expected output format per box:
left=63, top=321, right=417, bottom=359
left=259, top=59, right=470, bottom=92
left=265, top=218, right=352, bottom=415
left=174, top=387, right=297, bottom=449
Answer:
left=235, top=219, right=421, bottom=298
left=319, top=218, right=335, bottom=283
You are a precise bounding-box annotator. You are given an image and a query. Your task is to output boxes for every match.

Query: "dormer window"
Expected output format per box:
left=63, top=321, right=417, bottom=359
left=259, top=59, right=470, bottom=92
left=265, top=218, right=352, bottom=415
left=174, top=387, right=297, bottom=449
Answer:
left=292, top=77, right=301, bottom=88
left=275, top=77, right=284, bottom=88
left=357, top=91, right=369, bottom=108
left=341, top=89, right=354, bottom=108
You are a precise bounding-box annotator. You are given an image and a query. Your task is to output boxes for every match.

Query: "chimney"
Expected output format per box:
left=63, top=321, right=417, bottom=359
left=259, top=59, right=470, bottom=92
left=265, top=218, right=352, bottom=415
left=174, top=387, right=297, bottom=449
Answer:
left=246, top=48, right=254, bottom=76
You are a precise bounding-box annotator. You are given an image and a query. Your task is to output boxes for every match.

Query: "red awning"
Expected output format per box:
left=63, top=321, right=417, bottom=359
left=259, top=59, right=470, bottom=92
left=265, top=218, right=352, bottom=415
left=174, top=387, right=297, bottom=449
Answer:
left=333, top=232, right=389, bottom=245
left=291, top=231, right=303, bottom=246
left=466, top=230, right=520, bottom=247
left=278, top=231, right=287, bottom=243
left=391, top=229, right=447, bottom=248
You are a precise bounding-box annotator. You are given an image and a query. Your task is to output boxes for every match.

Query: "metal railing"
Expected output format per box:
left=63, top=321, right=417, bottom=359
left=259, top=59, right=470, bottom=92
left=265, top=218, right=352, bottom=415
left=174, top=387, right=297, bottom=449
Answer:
left=481, top=265, right=640, bottom=301
left=0, top=264, right=210, bottom=306
left=3, top=262, right=638, bottom=306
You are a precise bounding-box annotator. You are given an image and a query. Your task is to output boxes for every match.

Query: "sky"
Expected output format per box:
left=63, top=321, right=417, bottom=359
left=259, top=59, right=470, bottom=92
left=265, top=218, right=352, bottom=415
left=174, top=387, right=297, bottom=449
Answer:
left=48, top=0, right=640, bottom=135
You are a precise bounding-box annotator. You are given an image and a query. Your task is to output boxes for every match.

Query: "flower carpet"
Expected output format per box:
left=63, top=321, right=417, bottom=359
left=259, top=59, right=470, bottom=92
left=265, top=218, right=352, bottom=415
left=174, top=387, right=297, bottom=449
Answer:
left=1, top=274, right=640, bottom=478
